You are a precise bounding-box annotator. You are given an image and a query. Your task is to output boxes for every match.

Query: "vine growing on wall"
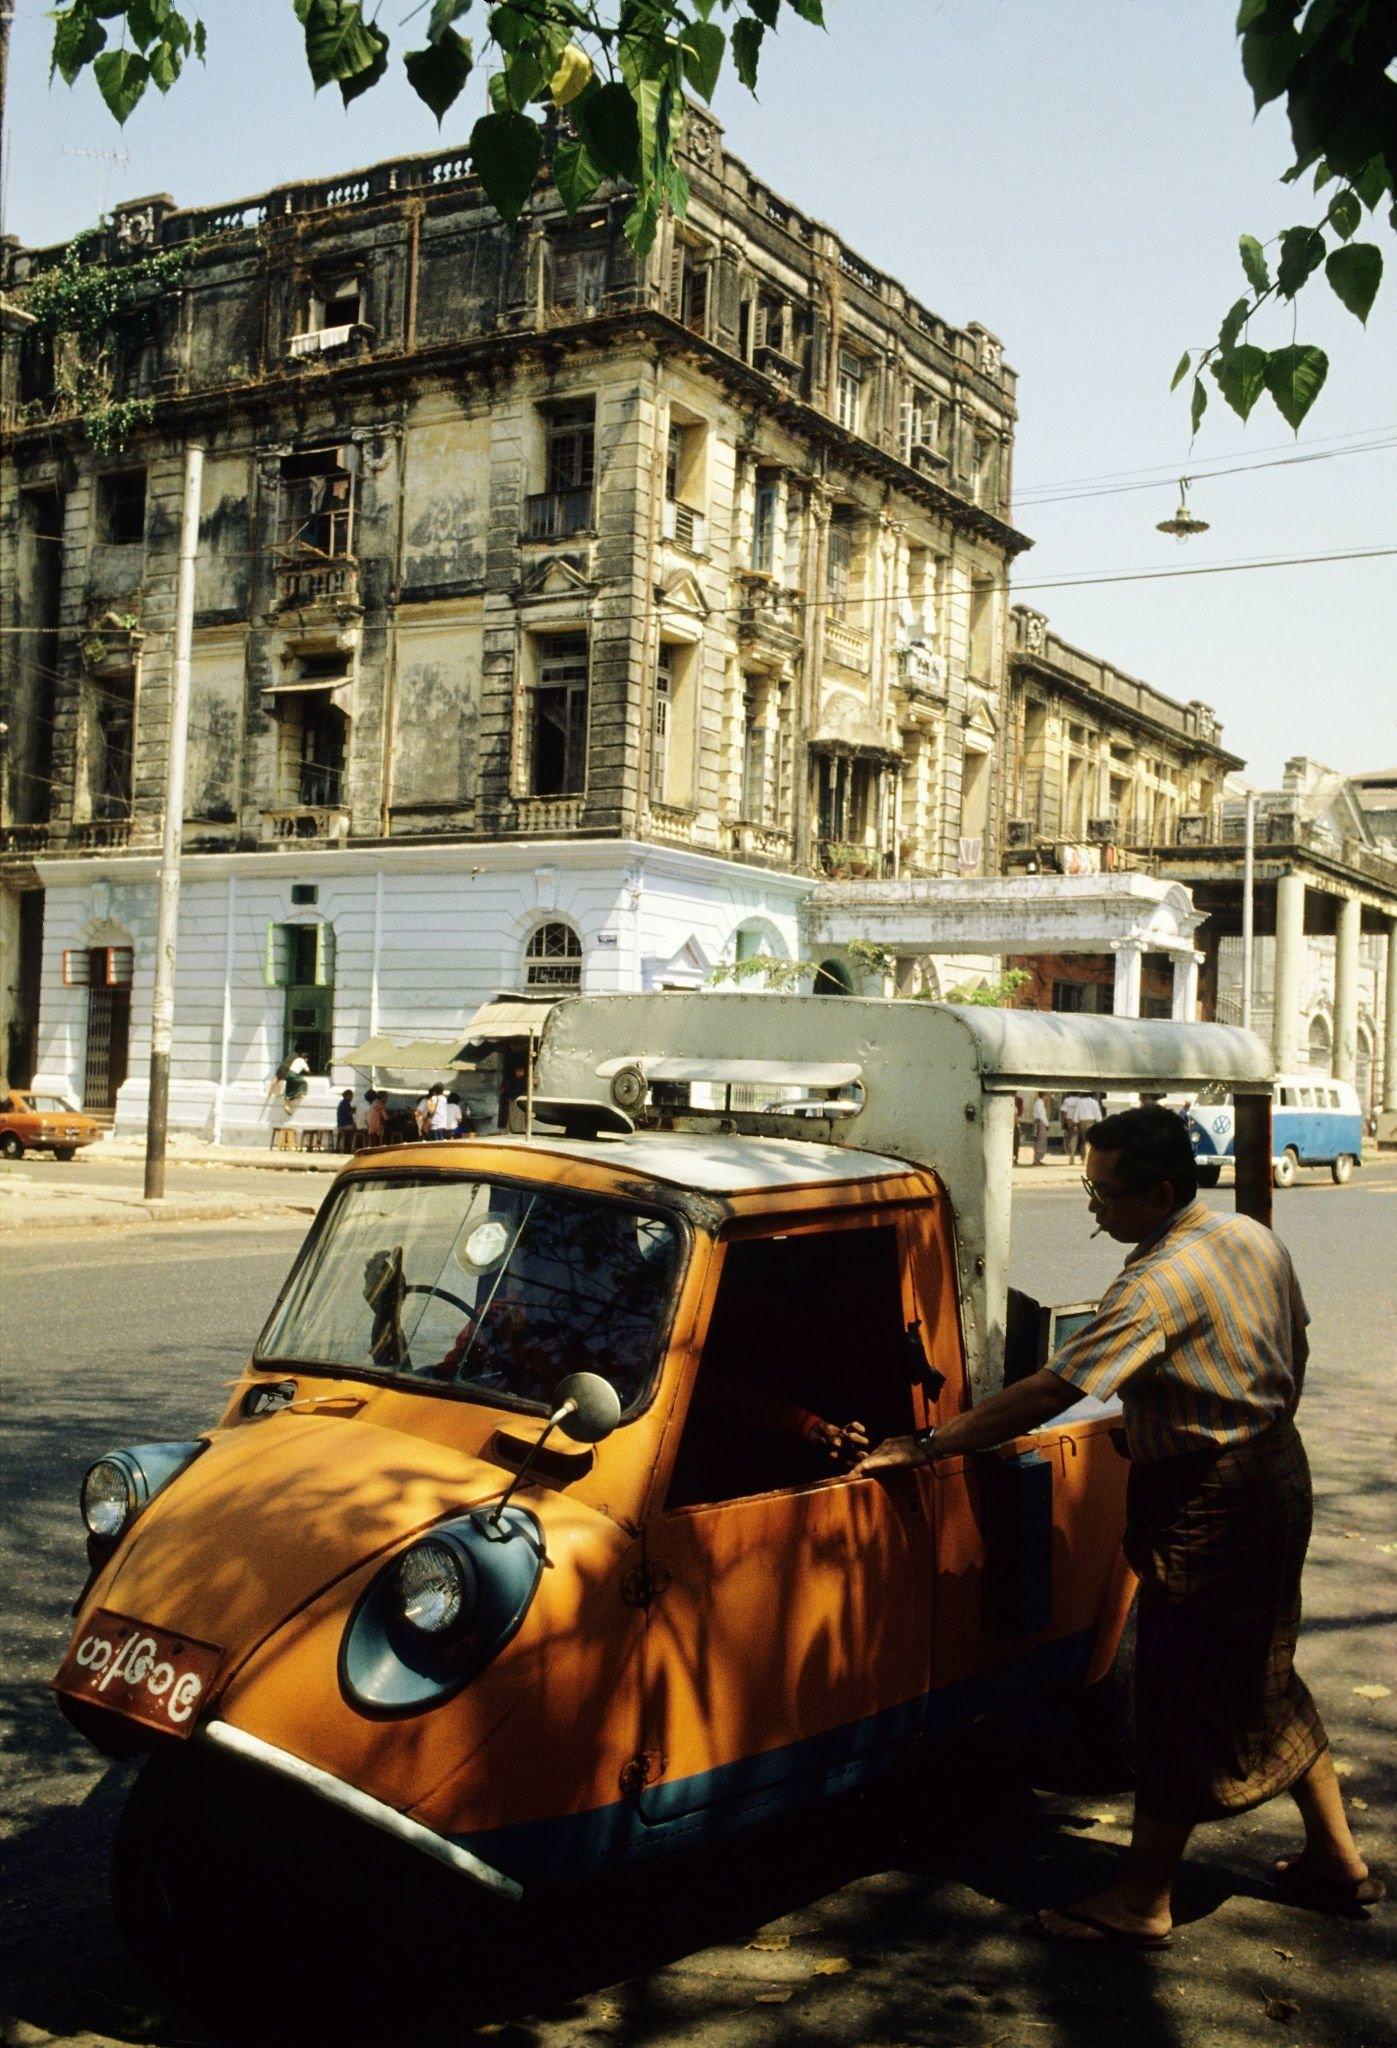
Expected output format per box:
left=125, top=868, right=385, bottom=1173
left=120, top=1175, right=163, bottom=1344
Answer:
left=20, top=227, right=194, bottom=454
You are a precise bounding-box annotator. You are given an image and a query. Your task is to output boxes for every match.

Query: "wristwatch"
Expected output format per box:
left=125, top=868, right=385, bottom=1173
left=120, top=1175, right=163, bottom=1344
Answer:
left=912, top=1426, right=939, bottom=1463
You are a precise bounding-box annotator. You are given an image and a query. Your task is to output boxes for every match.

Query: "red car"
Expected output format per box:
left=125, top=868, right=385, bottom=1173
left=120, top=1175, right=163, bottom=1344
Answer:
left=0, top=1090, right=101, bottom=1161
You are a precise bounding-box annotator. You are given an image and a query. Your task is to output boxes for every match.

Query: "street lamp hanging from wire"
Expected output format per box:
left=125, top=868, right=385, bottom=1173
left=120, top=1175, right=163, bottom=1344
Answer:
left=1157, top=477, right=1210, bottom=540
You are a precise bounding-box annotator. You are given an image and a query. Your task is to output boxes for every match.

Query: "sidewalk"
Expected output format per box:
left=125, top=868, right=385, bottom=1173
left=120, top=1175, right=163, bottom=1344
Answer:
left=0, top=1135, right=342, bottom=1235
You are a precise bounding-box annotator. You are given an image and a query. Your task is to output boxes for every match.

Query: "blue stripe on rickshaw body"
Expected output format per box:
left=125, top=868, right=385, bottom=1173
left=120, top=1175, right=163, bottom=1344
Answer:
left=451, top=1628, right=1095, bottom=1886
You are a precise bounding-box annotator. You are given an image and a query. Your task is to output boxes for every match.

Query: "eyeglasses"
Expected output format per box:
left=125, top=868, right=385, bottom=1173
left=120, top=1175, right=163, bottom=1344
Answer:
left=1081, top=1175, right=1129, bottom=1203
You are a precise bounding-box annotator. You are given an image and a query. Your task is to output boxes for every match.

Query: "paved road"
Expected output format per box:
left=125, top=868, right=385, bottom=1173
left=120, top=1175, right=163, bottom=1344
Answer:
left=0, top=1148, right=338, bottom=1202
left=2, top=1171, right=1393, bottom=2046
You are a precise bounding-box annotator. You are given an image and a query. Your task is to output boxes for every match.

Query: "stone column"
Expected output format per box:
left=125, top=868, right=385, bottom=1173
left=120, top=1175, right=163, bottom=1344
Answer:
left=1112, top=938, right=1144, bottom=1018
left=1171, top=950, right=1200, bottom=1022
left=1384, top=919, right=1397, bottom=1114
left=1332, top=893, right=1361, bottom=1084
left=1272, top=869, right=1305, bottom=1072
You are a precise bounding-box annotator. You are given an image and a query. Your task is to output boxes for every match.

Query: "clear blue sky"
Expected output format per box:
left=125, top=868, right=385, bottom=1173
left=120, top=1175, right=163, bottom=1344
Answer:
left=5, top=0, right=1394, bottom=785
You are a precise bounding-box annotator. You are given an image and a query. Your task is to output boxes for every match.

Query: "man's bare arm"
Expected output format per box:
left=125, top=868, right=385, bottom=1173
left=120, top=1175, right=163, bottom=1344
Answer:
left=856, top=1367, right=1085, bottom=1472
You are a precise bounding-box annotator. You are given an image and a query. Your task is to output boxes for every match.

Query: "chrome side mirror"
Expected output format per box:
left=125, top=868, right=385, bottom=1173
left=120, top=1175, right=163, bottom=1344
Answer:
left=551, top=1372, right=622, bottom=1444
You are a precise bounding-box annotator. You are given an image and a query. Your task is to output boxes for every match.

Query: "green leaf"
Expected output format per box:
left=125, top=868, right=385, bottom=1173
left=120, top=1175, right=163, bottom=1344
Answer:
left=469, top=110, right=542, bottom=220
left=731, top=16, right=764, bottom=90
left=1326, top=188, right=1360, bottom=239
left=1311, top=159, right=1334, bottom=192
left=749, top=0, right=780, bottom=25
left=1218, top=295, right=1251, bottom=351
left=1169, top=349, right=1192, bottom=391
left=1190, top=374, right=1208, bottom=436
left=487, top=68, right=511, bottom=112
left=1264, top=343, right=1328, bottom=430
left=148, top=38, right=181, bottom=91
left=428, top=0, right=472, bottom=38
left=1239, top=233, right=1271, bottom=294
left=552, top=136, right=604, bottom=213
left=193, top=17, right=206, bottom=59
left=1325, top=242, right=1382, bottom=324
left=301, top=0, right=389, bottom=104
left=1239, top=24, right=1301, bottom=109
left=681, top=20, right=724, bottom=103
left=51, top=8, right=108, bottom=85
left=575, top=81, right=641, bottom=181
left=488, top=4, right=527, bottom=55
left=405, top=28, right=472, bottom=122
left=1212, top=342, right=1269, bottom=422
left=1276, top=224, right=1326, bottom=297
left=668, top=161, right=690, bottom=220
left=127, top=0, right=163, bottom=49
left=1352, top=156, right=1387, bottom=211
left=93, top=48, right=150, bottom=122
left=785, top=0, right=826, bottom=22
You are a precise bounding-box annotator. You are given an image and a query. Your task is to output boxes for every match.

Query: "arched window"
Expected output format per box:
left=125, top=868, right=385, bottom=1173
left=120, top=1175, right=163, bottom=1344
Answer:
left=1306, top=1015, right=1332, bottom=1075
left=524, top=920, right=582, bottom=992
left=813, top=958, right=854, bottom=996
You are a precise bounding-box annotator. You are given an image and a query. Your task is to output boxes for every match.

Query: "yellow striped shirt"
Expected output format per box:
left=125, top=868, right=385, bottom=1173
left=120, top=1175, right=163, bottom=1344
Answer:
left=1046, top=1200, right=1308, bottom=1462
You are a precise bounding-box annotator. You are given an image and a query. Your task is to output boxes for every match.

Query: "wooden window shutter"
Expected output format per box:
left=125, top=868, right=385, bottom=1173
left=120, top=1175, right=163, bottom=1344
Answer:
left=264, top=922, right=292, bottom=988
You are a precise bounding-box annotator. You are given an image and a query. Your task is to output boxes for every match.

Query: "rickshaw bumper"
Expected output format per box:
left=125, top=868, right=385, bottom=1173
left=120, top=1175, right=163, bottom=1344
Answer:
left=201, top=1720, right=524, bottom=1902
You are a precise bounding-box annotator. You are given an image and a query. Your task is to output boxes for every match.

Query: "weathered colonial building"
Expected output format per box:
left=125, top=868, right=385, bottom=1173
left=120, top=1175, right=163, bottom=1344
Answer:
left=1163, top=759, right=1397, bottom=1126
left=1, top=107, right=1027, bottom=1137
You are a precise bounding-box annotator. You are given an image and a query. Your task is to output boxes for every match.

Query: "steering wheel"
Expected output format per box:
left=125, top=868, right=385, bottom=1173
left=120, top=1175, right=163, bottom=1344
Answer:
left=403, top=1282, right=477, bottom=1320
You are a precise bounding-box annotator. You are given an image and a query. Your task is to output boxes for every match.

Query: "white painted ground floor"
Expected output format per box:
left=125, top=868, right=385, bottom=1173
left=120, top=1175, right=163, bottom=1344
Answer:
left=27, top=839, right=811, bottom=1145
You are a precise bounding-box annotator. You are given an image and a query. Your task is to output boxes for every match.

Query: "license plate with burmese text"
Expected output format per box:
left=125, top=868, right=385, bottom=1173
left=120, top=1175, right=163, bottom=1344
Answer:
left=53, top=1610, right=222, bottom=1736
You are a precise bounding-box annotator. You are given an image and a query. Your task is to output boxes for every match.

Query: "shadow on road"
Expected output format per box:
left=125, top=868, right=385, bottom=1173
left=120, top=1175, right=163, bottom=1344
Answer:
left=2, top=1722, right=1390, bottom=2048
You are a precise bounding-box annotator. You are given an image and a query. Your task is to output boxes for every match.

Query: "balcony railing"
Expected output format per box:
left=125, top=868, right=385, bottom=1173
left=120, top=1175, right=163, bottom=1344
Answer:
left=71, top=819, right=133, bottom=852
left=662, top=499, right=707, bottom=554
left=509, top=795, right=585, bottom=835
left=261, top=806, right=350, bottom=843
left=275, top=558, right=359, bottom=609
left=728, top=822, right=794, bottom=864
left=523, top=489, right=594, bottom=541
left=646, top=802, right=700, bottom=847
left=824, top=617, right=871, bottom=672
left=1, top=822, right=53, bottom=855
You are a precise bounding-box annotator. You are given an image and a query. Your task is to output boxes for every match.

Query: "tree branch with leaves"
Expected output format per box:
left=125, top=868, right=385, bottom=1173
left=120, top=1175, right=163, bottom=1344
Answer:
left=47, top=0, right=826, bottom=254
left=1177, top=0, right=1393, bottom=434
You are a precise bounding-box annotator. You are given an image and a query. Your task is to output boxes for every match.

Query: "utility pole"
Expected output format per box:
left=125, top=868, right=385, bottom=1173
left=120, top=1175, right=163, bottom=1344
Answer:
left=1241, top=789, right=1256, bottom=1033
left=144, top=443, right=203, bottom=1199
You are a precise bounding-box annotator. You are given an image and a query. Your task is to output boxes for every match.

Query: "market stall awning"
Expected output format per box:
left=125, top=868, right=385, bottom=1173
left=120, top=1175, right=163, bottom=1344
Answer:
left=458, top=993, right=559, bottom=1055
left=342, top=1035, right=475, bottom=1072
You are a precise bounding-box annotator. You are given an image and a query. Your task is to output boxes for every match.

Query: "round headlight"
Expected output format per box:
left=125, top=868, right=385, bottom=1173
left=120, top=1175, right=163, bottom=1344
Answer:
left=395, top=1539, right=473, bottom=1636
left=82, top=1457, right=136, bottom=1540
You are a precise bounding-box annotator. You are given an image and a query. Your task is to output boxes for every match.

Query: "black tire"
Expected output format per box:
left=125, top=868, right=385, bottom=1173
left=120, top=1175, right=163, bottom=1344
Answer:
left=111, top=1751, right=266, bottom=2005
left=1194, top=1161, right=1221, bottom=1188
left=1273, top=1147, right=1299, bottom=1189
left=0, top=1132, right=22, bottom=1159
left=53, top=1145, right=76, bottom=1162
left=1331, top=1153, right=1355, bottom=1185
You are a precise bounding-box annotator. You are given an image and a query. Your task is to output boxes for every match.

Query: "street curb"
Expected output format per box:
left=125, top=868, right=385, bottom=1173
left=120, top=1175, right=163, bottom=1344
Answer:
left=0, top=1198, right=319, bottom=1234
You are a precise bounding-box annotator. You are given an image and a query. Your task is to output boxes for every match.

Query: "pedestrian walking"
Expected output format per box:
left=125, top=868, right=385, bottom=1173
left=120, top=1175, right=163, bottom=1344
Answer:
left=429, top=1086, right=454, bottom=1140
left=858, top=1105, right=1379, bottom=1947
left=1076, top=1092, right=1104, bottom=1150
left=1032, top=1090, right=1050, bottom=1165
left=1060, top=1092, right=1081, bottom=1162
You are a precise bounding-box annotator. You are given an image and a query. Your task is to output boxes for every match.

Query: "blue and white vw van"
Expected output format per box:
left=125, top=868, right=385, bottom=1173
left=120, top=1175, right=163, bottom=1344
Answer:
left=1187, top=1074, right=1363, bottom=1188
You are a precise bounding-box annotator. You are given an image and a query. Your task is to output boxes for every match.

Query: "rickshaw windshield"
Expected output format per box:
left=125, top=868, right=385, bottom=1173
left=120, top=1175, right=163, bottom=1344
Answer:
left=256, top=1174, right=681, bottom=1413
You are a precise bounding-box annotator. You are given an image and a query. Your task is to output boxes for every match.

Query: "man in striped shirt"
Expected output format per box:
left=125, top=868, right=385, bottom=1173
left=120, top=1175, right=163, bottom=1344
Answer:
left=860, top=1104, right=1378, bottom=1947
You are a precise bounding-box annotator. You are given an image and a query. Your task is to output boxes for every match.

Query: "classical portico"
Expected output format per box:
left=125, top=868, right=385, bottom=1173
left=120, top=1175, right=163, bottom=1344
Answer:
left=803, top=873, right=1206, bottom=1018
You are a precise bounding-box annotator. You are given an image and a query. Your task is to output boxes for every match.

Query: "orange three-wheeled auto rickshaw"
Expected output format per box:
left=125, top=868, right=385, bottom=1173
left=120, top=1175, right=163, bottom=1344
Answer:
left=53, top=995, right=1276, bottom=1933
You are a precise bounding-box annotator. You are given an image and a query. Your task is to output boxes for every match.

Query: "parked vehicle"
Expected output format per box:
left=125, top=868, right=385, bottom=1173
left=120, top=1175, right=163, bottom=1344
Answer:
left=0, top=1089, right=101, bottom=1161
left=1187, top=1073, right=1362, bottom=1188
left=52, top=996, right=1275, bottom=1972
